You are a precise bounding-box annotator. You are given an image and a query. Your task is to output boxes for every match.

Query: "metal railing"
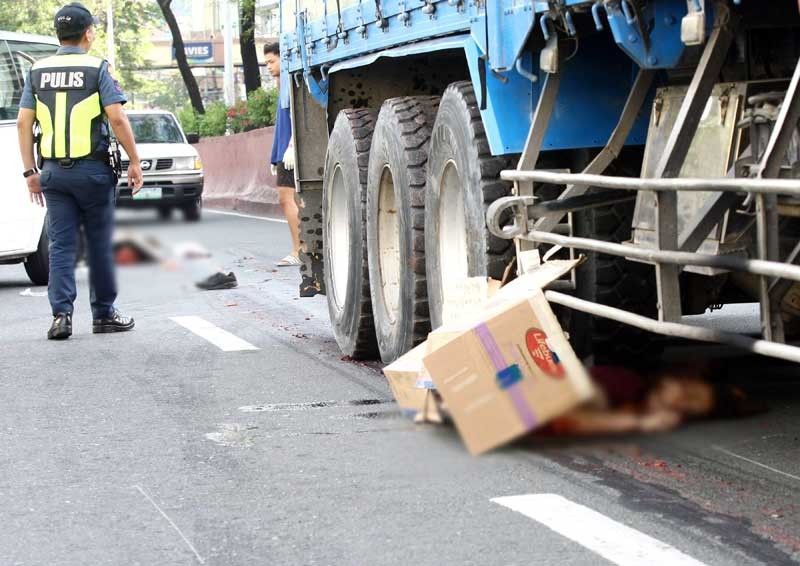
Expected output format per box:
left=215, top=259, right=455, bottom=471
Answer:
left=486, top=169, right=800, bottom=363
left=485, top=8, right=800, bottom=362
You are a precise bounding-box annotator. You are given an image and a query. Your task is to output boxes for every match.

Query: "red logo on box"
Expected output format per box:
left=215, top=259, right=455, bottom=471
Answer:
left=525, top=328, right=565, bottom=378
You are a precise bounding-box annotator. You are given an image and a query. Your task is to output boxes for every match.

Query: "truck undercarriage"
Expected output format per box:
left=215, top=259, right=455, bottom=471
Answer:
left=281, top=0, right=800, bottom=364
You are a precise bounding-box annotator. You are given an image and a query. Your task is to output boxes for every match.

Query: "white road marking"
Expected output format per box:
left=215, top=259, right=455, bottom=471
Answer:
left=19, top=288, right=47, bottom=297
left=133, top=485, right=205, bottom=564
left=170, top=316, right=259, bottom=352
left=492, top=494, right=708, bottom=566
left=713, top=445, right=800, bottom=483
left=206, top=208, right=288, bottom=223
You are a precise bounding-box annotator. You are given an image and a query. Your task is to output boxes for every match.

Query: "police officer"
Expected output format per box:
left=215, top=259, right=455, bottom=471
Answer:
left=16, top=2, right=144, bottom=340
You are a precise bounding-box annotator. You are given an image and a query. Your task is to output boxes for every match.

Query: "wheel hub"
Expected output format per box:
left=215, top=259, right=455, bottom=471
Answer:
left=378, top=165, right=401, bottom=324
left=439, top=160, right=469, bottom=307
left=328, top=164, right=351, bottom=308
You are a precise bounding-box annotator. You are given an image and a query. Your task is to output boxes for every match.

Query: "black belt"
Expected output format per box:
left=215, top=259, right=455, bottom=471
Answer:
left=46, top=155, right=109, bottom=168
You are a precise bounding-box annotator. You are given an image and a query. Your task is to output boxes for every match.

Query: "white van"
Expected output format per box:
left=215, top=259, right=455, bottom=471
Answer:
left=117, top=110, right=205, bottom=221
left=0, top=32, right=58, bottom=285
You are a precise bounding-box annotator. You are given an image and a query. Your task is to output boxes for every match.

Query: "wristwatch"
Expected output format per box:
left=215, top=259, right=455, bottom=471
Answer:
left=23, top=168, right=38, bottom=178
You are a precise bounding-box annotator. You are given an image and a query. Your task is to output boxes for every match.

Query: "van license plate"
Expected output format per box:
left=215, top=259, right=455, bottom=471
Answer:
left=134, top=187, right=162, bottom=200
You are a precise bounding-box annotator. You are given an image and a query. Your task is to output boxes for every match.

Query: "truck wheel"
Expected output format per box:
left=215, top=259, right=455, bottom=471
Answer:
left=183, top=199, right=202, bottom=222
left=158, top=206, right=172, bottom=220
left=572, top=199, right=661, bottom=363
left=25, top=224, right=49, bottom=286
left=425, top=82, right=514, bottom=329
left=367, top=96, right=440, bottom=363
left=323, top=108, right=379, bottom=358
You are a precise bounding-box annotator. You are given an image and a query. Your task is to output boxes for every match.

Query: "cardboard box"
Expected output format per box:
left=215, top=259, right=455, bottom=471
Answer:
left=382, top=342, right=446, bottom=423
left=384, top=317, right=493, bottom=411
left=383, top=342, right=430, bottom=416
left=383, top=322, right=483, bottom=421
left=423, top=272, right=594, bottom=455
left=441, top=277, right=503, bottom=326
left=425, top=326, right=469, bottom=357
left=487, top=259, right=582, bottom=308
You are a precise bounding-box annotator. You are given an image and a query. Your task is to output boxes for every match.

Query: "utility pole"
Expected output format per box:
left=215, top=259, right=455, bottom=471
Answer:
left=223, top=0, right=235, bottom=106
left=106, top=0, right=116, bottom=70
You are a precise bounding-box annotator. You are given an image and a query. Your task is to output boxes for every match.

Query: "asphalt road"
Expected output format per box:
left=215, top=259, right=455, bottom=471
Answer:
left=1, top=209, right=798, bottom=566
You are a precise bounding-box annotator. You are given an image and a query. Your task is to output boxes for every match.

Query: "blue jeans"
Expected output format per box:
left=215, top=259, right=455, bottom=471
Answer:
left=41, top=160, right=117, bottom=319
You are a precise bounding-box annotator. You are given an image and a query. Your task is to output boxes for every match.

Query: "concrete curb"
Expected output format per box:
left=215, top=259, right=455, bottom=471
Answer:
left=203, top=196, right=283, bottom=218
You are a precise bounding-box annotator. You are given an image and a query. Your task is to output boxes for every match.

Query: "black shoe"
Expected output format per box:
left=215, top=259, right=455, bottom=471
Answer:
left=195, top=271, right=238, bottom=290
left=93, top=309, right=135, bottom=334
left=299, top=274, right=320, bottom=298
left=47, top=313, right=72, bottom=340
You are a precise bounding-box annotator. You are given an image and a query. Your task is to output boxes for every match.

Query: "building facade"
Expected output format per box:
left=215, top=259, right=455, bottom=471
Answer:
left=141, top=0, right=279, bottom=108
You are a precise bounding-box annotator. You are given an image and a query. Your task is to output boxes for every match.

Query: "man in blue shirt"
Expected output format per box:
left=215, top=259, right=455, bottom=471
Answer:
left=264, top=42, right=302, bottom=267
left=16, top=2, right=144, bottom=340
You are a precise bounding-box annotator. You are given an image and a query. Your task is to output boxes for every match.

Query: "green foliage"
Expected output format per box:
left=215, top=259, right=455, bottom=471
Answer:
left=178, top=88, right=278, bottom=138
left=0, top=0, right=159, bottom=93
left=136, top=74, right=189, bottom=114
left=198, top=102, right=229, bottom=138
left=246, top=88, right=278, bottom=129
left=87, top=0, right=161, bottom=92
left=1, top=0, right=277, bottom=138
left=177, top=105, right=200, bottom=135
left=0, top=0, right=61, bottom=35
left=226, top=88, right=278, bottom=134
left=227, top=100, right=251, bottom=134
left=239, top=0, right=257, bottom=43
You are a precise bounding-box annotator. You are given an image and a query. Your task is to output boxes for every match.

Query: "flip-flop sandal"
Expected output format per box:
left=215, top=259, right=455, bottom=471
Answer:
left=275, top=254, right=302, bottom=267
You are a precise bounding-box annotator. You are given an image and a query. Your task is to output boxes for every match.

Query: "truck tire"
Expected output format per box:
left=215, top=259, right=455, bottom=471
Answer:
left=572, top=199, right=660, bottom=363
left=25, top=224, right=49, bottom=286
left=425, top=82, right=514, bottom=329
left=366, top=96, right=440, bottom=363
left=323, top=108, right=379, bottom=358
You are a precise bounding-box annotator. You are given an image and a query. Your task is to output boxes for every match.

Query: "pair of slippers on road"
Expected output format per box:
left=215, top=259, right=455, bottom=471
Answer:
left=196, top=255, right=301, bottom=291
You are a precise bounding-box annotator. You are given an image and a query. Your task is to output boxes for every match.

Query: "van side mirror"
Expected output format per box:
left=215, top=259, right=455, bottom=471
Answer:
left=186, top=133, right=200, bottom=144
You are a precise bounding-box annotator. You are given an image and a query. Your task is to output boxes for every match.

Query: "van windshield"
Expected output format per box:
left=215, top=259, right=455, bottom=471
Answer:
left=128, top=114, right=185, bottom=144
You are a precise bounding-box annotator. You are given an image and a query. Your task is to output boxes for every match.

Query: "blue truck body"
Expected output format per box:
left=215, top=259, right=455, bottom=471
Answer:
left=280, top=0, right=699, bottom=155
left=282, top=1, right=800, bottom=365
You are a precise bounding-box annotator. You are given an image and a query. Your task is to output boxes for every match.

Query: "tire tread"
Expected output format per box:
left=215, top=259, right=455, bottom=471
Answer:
left=370, top=96, right=439, bottom=359
left=443, top=82, right=513, bottom=278
left=341, top=108, right=379, bottom=358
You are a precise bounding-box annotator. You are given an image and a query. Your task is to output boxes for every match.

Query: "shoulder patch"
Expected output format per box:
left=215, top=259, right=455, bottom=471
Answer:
left=105, top=67, right=124, bottom=95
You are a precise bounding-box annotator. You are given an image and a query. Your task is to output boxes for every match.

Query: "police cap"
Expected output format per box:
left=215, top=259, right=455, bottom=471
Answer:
left=54, top=2, right=100, bottom=37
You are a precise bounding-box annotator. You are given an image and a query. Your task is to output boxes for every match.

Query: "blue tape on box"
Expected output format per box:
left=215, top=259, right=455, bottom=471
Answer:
left=496, top=364, right=523, bottom=390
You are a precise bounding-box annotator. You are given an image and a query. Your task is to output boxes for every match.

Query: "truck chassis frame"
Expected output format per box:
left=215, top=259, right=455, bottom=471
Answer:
left=487, top=10, right=800, bottom=362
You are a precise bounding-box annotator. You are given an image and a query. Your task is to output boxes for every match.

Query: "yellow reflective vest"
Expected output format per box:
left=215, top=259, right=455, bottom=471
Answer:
left=30, top=53, right=106, bottom=159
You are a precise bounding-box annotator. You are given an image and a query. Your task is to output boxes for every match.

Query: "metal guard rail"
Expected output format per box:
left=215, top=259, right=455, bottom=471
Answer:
left=487, top=169, right=800, bottom=362
left=499, top=170, right=800, bottom=195
left=489, top=171, right=800, bottom=283
left=545, top=291, right=800, bottom=364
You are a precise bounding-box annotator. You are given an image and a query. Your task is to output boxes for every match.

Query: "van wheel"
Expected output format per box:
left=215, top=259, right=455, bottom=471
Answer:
left=183, top=199, right=202, bottom=222
left=158, top=206, right=173, bottom=220
left=425, top=82, right=514, bottom=329
left=366, top=96, right=440, bottom=363
left=25, top=224, right=49, bottom=286
left=323, top=108, right=379, bottom=359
